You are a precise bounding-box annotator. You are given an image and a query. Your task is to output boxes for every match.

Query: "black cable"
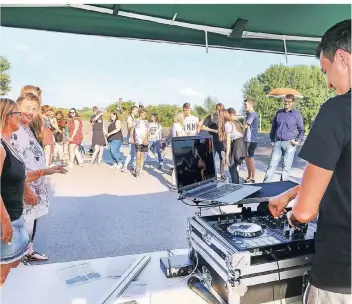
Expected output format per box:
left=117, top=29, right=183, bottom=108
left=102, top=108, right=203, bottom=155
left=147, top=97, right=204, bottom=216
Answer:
left=302, top=271, right=309, bottom=299
left=179, top=197, right=226, bottom=208
left=270, top=253, right=283, bottom=304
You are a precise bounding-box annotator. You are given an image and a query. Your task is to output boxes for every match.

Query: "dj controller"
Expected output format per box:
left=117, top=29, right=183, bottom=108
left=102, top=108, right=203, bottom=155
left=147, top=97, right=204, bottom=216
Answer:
left=201, top=207, right=317, bottom=261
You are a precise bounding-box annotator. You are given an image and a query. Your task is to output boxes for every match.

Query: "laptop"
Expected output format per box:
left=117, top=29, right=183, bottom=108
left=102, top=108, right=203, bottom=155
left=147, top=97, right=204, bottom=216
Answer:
left=171, top=135, right=261, bottom=204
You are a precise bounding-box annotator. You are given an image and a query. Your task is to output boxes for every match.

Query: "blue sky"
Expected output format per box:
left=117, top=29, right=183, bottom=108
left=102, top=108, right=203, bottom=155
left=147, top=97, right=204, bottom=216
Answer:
left=1, top=27, right=319, bottom=111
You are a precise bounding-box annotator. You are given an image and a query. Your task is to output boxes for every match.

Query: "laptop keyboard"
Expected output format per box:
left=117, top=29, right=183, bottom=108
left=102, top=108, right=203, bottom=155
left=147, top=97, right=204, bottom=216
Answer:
left=196, top=184, right=244, bottom=200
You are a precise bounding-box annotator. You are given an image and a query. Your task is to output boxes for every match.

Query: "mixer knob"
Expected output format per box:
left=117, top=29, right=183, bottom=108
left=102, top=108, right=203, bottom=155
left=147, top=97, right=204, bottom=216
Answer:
left=280, top=222, right=285, bottom=229
left=284, top=230, right=290, bottom=238
left=261, top=224, right=267, bottom=229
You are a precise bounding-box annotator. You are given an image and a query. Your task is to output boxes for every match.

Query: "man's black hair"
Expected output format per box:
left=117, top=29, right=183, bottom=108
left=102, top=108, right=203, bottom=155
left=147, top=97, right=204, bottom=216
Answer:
left=316, top=19, right=351, bottom=60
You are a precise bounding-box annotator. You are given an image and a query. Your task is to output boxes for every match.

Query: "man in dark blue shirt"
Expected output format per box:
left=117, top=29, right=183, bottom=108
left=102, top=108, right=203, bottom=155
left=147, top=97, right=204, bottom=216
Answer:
left=263, top=94, right=304, bottom=182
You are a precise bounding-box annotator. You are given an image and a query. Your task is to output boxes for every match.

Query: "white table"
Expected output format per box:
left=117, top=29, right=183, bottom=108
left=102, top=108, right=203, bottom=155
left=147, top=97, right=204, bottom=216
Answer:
left=1, top=249, right=205, bottom=304
left=1, top=248, right=302, bottom=304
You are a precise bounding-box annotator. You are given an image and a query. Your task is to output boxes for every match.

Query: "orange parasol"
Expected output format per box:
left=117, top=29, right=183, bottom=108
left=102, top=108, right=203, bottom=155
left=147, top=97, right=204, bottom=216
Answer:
left=266, top=88, right=304, bottom=99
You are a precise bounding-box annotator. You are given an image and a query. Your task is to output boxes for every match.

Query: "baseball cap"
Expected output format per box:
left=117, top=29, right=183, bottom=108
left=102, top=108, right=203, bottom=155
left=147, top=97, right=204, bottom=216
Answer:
left=227, top=108, right=236, bottom=114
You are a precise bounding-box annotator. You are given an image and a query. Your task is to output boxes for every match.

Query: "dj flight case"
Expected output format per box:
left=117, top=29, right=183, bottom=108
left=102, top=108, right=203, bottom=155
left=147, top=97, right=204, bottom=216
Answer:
left=187, top=181, right=314, bottom=304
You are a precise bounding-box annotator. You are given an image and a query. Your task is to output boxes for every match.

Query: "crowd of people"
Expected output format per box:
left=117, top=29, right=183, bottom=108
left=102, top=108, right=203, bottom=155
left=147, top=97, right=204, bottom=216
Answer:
left=0, top=19, right=350, bottom=304
left=80, top=93, right=305, bottom=188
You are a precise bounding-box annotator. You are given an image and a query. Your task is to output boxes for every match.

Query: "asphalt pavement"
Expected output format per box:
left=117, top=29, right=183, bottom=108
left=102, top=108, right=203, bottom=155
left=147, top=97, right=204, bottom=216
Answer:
left=33, top=136, right=306, bottom=264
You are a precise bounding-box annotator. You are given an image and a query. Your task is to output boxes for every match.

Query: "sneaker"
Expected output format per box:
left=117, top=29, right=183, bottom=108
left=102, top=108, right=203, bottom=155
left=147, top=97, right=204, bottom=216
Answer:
left=171, top=186, right=177, bottom=192
left=244, top=178, right=255, bottom=184
left=20, top=258, right=31, bottom=266
left=134, top=168, right=141, bottom=177
left=219, top=174, right=227, bottom=181
left=158, top=163, right=164, bottom=170
left=116, top=163, right=123, bottom=170
left=121, top=167, right=129, bottom=173
left=110, top=163, right=118, bottom=169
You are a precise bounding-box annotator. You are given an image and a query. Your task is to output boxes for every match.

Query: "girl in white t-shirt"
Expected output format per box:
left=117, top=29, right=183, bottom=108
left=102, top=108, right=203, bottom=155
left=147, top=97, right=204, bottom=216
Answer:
left=171, top=112, right=185, bottom=191
left=147, top=114, right=164, bottom=169
left=218, top=109, right=246, bottom=184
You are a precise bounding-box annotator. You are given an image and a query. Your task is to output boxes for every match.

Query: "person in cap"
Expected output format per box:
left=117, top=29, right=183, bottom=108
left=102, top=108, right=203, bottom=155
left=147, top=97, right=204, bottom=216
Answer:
left=269, top=19, right=351, bottom=303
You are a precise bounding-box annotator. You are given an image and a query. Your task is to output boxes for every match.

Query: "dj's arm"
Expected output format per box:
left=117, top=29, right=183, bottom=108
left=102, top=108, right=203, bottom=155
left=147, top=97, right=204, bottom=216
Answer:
left=290, top=163, right=332, bottom=224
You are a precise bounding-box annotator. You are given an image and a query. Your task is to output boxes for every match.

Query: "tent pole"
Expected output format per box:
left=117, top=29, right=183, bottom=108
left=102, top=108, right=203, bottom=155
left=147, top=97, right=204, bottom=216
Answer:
left=205, top=28, right=209, bottom=53
left=283, top=36, right=288, bottom=63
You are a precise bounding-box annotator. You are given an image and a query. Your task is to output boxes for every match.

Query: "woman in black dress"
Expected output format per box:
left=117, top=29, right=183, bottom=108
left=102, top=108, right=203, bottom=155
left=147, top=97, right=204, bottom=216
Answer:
left=90, top=109, right=106, bottom=165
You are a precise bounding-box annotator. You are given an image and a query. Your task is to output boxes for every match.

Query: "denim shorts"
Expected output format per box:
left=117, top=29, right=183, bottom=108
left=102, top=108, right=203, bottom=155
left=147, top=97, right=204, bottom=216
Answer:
left=0, top=216, right=30, bottom=264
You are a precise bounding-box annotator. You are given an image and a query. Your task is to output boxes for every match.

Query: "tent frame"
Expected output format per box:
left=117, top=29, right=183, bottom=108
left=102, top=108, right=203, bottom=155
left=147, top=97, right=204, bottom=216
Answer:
left=4, top=3, right=321, bottom=60
left=67, top=4, right=320, bottom=62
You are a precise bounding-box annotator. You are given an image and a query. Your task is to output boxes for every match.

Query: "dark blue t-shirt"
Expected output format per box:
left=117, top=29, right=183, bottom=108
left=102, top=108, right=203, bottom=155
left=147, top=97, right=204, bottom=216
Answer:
left=244, top=111, right=258, bottom=142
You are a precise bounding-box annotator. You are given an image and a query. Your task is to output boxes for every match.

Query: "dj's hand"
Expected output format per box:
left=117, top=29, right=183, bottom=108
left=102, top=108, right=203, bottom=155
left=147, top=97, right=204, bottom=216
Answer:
left=286, top=210, right=301, bottom=229
left=268, top=192, right=290, bottom=218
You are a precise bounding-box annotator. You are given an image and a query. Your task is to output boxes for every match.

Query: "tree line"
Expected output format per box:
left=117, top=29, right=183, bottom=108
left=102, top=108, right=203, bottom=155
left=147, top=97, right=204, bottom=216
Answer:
left=1, top=57, right=334, bottom=131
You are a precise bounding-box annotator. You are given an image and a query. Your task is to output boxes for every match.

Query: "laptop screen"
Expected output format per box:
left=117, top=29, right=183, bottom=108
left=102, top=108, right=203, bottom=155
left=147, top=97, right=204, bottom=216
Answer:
left=172, top=136, right=216, bottom=192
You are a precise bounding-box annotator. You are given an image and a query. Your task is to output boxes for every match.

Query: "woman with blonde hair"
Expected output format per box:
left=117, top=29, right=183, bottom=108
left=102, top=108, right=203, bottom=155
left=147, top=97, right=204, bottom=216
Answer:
left=54, top=111, right=68, bottom=164
left=0, top=98, right=65, bottom=285
left=20, top=85, right=43, bottom=146
left=218, top=108, right=246, bottom=184
left=10, top=93, right=67, bottom=263
left=172, top=112, right=185, bottom=137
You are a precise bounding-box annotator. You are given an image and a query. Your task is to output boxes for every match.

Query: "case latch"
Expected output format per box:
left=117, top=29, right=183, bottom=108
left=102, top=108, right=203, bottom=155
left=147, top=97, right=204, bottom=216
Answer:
left=202, top=229, right=212, bottom=246
left=201, top=266, right=212, bottom=291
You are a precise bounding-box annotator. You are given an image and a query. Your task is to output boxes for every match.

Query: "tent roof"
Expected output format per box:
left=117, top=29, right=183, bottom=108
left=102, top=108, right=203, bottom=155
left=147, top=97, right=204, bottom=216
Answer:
left=1, top=4, right=350, bottom=55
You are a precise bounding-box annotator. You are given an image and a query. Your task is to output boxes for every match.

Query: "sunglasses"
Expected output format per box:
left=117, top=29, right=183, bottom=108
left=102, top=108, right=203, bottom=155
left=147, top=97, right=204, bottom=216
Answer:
left=69, top=111, right=76, bottom=114
left=8, top=111, right=22, bottom=117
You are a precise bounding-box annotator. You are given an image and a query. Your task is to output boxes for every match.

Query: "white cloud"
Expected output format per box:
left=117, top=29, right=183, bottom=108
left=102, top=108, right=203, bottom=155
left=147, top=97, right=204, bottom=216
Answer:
left=179, top=87, right=204, bottom=99
left=13, top=44, right=31, bottom=52
left=27, top=53, right=45, bottom=66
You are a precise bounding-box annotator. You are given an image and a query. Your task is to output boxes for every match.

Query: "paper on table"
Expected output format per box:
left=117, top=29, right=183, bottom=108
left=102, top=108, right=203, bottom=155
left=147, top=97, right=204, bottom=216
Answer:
left=102, top=256, right=150, bottom=304
left=103, top=256, right=138, bottom=278
left=57, top=262, right=102, bottom=288
left=115, top=281, right=149, bottom=304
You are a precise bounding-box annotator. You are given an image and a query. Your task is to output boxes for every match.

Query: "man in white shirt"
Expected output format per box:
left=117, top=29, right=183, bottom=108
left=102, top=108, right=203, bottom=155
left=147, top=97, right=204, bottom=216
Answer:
left=182, top=103, right=200, bottom=136
left=121, top=106, right=139, bottom=173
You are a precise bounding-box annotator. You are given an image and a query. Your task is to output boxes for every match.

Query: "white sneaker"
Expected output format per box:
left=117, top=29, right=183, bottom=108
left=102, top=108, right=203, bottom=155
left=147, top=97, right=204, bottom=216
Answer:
left=111, top=163, right=118, bottom=169
left=116, top=163, right=123, bottom=170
